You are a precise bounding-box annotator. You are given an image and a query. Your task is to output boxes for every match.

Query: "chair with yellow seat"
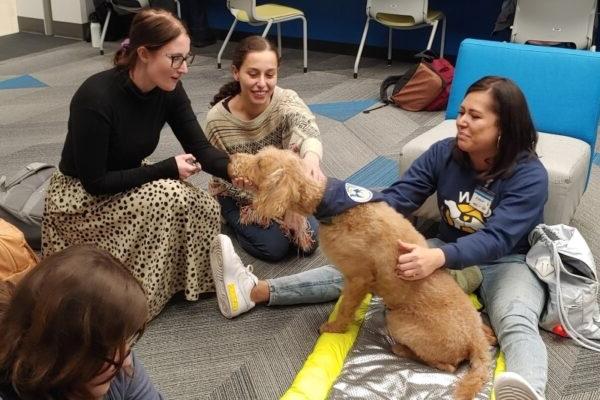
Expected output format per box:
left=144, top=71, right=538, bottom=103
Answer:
left=353, top=0, right=446, bottom=78
left=217, top=0, right=308, bottom=72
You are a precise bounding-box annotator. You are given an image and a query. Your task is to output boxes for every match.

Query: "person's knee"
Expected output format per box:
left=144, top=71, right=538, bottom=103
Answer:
left=138, top=179, right=190, bottom=211
left=241, top=235, right=290, bottom=262
left=492, top=301, right=540, bottom=340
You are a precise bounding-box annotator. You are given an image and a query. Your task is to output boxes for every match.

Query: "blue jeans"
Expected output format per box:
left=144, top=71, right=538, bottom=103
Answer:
left=478, top=254, right=547, bottom=395
left=267, top=265, right=343, bottom=306
left=218, top=196, right=319, bottom=262
left=267, top=238, right=547, bottom=395
left=428, top=239, right=547, bottom=395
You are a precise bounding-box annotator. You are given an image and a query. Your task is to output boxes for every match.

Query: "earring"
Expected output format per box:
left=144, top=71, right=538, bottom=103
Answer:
left=497, top=135, right=501, bottom=148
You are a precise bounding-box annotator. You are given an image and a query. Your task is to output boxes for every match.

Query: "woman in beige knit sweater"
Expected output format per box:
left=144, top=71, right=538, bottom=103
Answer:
left=204, top=35, right=323, bottom=262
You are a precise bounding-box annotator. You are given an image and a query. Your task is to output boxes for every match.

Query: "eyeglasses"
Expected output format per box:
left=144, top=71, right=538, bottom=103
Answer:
left=102, top=330, right=143, bottom=368
left=165, top=52, right=195, bottom=68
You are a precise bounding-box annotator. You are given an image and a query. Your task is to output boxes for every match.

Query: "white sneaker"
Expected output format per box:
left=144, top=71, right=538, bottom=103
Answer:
left=210, top=234, right=258, bottom=318
left=494, top=372, right=545, bottom=400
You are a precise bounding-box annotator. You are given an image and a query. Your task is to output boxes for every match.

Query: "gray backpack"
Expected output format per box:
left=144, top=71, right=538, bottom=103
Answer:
left=526, top=224, right=600, bottom=351
left=0, top=163, right=56, bottom=250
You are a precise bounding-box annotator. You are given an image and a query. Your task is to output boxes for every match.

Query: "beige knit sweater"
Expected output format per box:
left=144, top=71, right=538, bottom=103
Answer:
left=203, top=86, right=323, bottom=203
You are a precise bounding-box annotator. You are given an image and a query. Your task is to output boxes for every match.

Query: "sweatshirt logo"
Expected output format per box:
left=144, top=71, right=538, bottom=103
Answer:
left=345, top=183, right=373, bottom=203
left=443, top=192, right=491, bottom=233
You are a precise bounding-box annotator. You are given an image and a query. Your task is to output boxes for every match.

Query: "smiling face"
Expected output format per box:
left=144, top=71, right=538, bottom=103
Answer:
left=232, top=49, right=278, bottom=108
left=141, top=33, right=191, bottom=92
left=455, top=90, right=500, bottom=159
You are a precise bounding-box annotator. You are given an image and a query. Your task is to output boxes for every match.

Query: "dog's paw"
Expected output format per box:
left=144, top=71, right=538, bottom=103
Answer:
left=319, top=321, right=348, bottom=334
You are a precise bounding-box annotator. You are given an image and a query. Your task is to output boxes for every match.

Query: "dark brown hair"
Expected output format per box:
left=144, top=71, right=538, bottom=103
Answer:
left=114, top=7, right=187, bottom=70
left=453, top=76, right=538, bottom=181
left=0, top=245, right=148, bottom=399
left=210, top=35, right=280, bottom=106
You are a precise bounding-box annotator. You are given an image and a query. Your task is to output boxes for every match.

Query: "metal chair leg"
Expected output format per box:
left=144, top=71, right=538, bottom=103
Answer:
left=173, top=0, right=181, bottom=19
left=99, top=9, right=111, bottom=55
left=387, top=27, right=393, bottom=66
left=301, top=15, right=307, bottom=72
left=426, top=19, right=439, bottom=51
left=440, top=16, right=446, bottom=57
left=261, top=20, right=273, bottom=37
left=353, top=18, right=370, bottom=78
left=277, top=23, right=282, bottom=56
left=217, top=19, right=238, bottom=69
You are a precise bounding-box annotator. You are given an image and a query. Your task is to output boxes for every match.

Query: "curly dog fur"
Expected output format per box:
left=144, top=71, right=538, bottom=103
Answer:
left=229, top=147, right=495, bottom=400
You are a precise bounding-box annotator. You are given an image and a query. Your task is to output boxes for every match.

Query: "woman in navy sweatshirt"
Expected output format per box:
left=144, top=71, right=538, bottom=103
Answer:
left=211, top=76, right=549, bottom=400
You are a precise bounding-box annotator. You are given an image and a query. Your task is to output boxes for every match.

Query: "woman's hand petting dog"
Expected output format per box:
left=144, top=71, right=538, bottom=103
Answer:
left=302, top=152, right=326, bottom=183
left=232, top=177, right=256, bottom=192
left=395, top=240, right=446, bottom=280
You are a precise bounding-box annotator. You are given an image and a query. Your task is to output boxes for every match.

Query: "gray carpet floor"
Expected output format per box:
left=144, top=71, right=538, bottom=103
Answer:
left=1, top=34, right=600, bottom=400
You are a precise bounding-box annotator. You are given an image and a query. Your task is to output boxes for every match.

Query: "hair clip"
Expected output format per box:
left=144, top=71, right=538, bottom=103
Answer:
left=120, top=38, right=131, bottom=51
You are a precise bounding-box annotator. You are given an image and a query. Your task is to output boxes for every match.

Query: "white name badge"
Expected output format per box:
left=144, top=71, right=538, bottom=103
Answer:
left=469, top=186, right=495, bottom=215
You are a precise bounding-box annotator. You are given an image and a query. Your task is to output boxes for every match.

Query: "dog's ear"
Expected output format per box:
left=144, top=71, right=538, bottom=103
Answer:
left=253, top=167, right=292, bottom=219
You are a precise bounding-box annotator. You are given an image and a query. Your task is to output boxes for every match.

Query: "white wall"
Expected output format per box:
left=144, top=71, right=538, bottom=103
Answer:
left=15, top=0, right=44, bottom=19
left=50, top=0, right=95, bottom=23
left=0, top=0, right=19, bottom=36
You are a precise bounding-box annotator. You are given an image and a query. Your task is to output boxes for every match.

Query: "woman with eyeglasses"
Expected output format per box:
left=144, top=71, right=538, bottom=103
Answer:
left=43, top=8, right=240, bottom=320
left=0, top=245, right=162, bottom=400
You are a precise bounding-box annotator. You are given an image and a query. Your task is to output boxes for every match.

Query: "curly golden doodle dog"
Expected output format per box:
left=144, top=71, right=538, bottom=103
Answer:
left=228, top=146, right=495, bottom=400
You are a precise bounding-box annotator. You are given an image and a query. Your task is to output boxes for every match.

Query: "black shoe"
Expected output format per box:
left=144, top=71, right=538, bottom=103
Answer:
left=192, top=36, right=217, bottom=48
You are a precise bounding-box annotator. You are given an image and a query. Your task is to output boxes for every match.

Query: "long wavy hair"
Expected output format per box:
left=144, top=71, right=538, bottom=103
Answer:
left=0, top=245, right=148, bottom=399
left=210, top=35, right=280, bottom=106
left=113, top=8, right=187, bottom=71
left=453, top=76, right=538, bottom=181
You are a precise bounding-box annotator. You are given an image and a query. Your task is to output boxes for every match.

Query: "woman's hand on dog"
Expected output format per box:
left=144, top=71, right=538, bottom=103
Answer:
left=302, top=152, right=326, bottom=183
left=395, top=240, right=445, bottom=280
left=232, top=177, right=256, bottom=192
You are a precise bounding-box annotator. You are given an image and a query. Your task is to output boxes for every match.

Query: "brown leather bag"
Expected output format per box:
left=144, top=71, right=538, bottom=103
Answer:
left=365, top=51, right=454, bottom=114
left=0, top=218, right=39, bottom=284
left=389, top=62, right=444, bottom=111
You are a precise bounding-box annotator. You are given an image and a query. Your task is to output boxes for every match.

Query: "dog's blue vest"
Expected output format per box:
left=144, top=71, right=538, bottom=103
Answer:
left=314, top=178, right=387, bottom=225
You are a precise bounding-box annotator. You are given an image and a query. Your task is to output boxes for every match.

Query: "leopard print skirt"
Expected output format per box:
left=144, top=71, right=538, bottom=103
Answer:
left=42, top=171, right=220, bottom=319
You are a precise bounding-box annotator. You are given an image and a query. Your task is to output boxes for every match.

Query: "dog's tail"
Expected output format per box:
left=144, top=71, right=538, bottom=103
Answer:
left=453, top=339, right=491, bottom=400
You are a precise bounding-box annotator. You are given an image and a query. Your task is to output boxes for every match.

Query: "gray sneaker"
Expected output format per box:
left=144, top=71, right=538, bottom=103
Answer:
left=210, top=234, right=258, bottom=318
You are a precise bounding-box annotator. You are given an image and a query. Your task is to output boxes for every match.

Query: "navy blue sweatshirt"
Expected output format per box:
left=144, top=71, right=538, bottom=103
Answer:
left=382, top=138, right=548, bottom=269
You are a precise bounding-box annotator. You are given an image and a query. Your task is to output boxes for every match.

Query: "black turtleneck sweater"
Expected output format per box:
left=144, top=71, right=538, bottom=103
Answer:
left=59, top=67, right=230, bottom=195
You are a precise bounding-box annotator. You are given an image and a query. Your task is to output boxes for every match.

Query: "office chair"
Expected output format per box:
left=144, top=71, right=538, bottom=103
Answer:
left=217, top=0, right=307, bottom=72
left=353, top=0, right=446, bottom=78
left=511, top=0, right=597, bottom=50
left=99, top=0, right=182, bottom=55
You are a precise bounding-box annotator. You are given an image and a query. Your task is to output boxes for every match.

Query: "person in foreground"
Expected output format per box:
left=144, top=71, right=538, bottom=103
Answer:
left=204, top=35, right=324, bottom=262
left=211, top=76, right=549, bottom=400
left=0, top=245, right=162, bottom=400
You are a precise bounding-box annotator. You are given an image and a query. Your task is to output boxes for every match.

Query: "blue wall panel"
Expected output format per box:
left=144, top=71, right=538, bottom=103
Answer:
left=206, top=0, right=507, bottom=57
